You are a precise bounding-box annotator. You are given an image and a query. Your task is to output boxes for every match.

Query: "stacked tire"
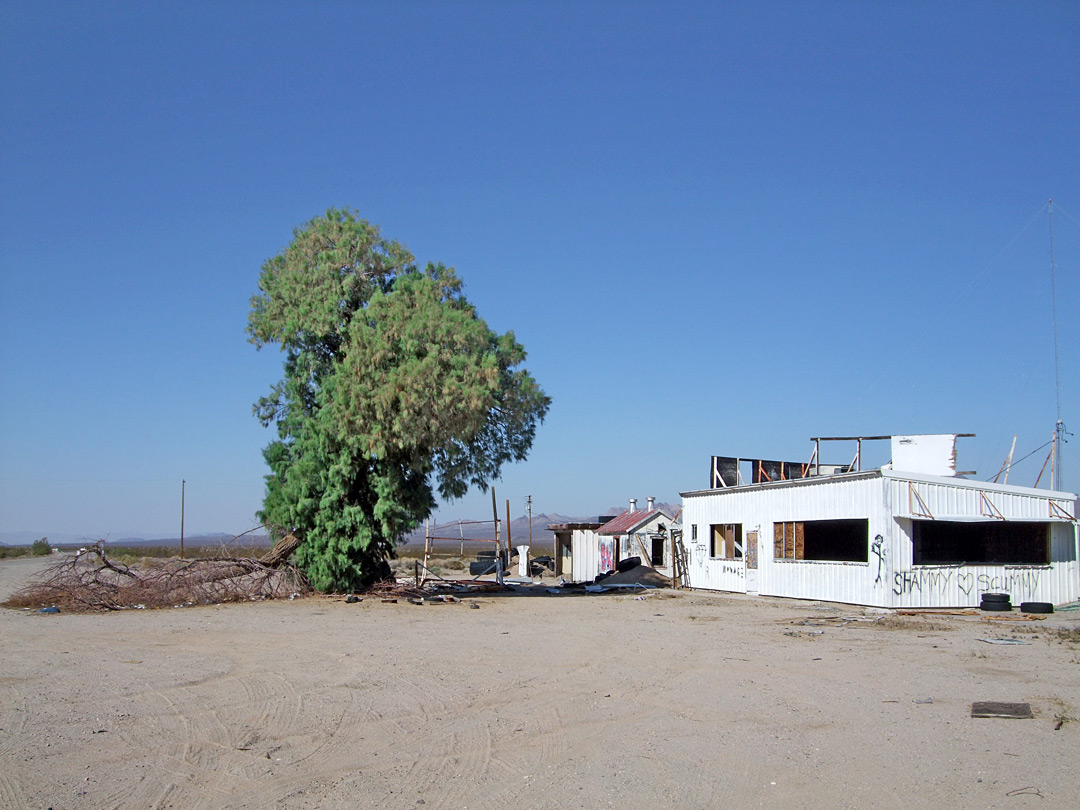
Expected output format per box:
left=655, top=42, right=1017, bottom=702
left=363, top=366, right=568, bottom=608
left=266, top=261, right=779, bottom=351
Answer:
left=980, top=592, right=1011, bottom=612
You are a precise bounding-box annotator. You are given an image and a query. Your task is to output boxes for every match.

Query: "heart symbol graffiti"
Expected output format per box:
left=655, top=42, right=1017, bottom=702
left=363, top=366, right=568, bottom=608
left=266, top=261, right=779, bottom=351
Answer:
left=957, top=573, right=974, bottom=595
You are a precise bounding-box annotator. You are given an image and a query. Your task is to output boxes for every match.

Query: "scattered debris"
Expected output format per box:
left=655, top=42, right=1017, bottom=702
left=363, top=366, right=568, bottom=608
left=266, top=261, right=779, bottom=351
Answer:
left=1005, top=786, right=1043, bottom=798
left=585, top=583, right=658, bottom=593
left=971, top=702, right=1033, bottom=719
left=980, top=614, right=1046, bottom=623
left=914, top=697, right=934, bottom=704
left=978, top=637, right=1030, bottom=645
left=592, top=566, right=670, bottom=589
left=345, top=595, right=362, bottom=604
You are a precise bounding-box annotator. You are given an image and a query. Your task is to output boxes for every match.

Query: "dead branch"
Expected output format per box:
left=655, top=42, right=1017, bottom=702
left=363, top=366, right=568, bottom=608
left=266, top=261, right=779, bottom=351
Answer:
left=260, top=532, right=303, bottom=568
left=3, top=542, right=310, bottom=613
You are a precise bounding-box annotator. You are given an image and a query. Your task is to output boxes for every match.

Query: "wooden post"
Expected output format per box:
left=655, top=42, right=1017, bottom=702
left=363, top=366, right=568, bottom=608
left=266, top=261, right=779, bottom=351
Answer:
left=670, top=529, right=677, bottom=588
left=506, top=499, right=515, bottom=575
left=421, top=520, right=430, bottom=586
left=180, top=479, right=185, bottom=560
left=490, top=487, right=499, bottom=562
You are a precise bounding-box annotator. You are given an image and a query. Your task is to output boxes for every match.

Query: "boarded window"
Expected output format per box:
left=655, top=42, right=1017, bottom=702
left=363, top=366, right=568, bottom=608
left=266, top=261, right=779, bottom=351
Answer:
left=774, top=522, right=804, bottom=559
left=774, top=519, right=868, bottom=562
left=710, top=524, right=743, bottom=559
left=913, top=520, right=1050, bottom=565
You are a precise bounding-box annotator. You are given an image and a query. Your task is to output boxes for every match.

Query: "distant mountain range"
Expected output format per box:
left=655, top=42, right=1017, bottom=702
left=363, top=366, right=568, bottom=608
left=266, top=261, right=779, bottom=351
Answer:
left=0, top=532, right=271, bottom=549
left=2, top=503, right=681, bottom=549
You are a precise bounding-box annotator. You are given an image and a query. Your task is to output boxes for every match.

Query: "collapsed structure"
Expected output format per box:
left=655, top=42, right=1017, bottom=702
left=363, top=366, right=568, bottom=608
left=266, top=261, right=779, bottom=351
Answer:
left=680, top=434, right=1079, bottom=607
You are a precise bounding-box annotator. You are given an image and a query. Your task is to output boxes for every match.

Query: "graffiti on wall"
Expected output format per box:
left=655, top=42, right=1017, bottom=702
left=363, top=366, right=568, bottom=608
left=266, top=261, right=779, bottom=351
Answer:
left=746, top=530, right=759, bottom=569
left=599, top=538, right=614, bottom=573
left=892, top=568, right=1043, bottom=599
left=870, top=535, right=886, bottom=585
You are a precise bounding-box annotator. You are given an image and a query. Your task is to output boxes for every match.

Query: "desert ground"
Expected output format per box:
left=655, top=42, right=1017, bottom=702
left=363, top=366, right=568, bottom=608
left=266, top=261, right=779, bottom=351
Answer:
left=1, top=555, right=1079, bottom=810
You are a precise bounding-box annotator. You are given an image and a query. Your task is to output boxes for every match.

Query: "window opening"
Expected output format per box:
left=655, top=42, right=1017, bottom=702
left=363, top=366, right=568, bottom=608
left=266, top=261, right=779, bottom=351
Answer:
left=774, top=519, right=868, bottom=562
left=650, top=535, right=665, bottom=566
left=913, top=520, right=1050, bottom=565
left=710, top=524, right=743, bottom=559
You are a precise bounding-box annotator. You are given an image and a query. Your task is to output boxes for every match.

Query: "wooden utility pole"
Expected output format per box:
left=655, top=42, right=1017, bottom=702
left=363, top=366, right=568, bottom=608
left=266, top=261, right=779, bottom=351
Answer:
left=180, top=479, right=185, bottom=560
left=490, top=487, right=500, bottom=564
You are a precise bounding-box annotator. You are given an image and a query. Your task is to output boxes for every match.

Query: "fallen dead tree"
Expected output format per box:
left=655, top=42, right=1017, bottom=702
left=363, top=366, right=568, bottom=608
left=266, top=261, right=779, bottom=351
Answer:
left=4, top=542, right=310, bottom=612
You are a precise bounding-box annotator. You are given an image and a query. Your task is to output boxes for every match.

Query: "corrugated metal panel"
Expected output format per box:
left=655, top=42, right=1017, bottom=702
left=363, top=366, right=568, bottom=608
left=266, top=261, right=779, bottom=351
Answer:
left=597, top=509, right=668, bottom=535
left=684, top=475, right=886, bottom=603
left=887, top=474, right=1077, bottom=522
left=571, top=529, right=600, bottom=583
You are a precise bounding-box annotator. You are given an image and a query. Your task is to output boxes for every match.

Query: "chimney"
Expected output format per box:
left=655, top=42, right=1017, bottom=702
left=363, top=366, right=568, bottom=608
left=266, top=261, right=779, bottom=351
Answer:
left=629, top=498, right=637, bottom=512
left=647, top=496, right=655, bottom=511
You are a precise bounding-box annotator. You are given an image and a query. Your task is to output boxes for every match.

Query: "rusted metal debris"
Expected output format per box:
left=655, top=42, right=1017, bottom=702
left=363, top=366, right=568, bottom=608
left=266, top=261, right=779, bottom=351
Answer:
left=971, top=701, right=1033, bottom=719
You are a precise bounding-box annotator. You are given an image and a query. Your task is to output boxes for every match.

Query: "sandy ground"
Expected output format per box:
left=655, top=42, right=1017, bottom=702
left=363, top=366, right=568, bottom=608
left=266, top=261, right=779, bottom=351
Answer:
left=2, top=555, right=1079, bottom=810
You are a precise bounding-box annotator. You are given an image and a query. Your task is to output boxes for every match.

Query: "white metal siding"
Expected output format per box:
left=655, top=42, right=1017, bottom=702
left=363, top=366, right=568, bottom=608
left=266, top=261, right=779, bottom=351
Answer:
left=684, top=475, right=886, bottom=604
left=683, top=473, right=1079, bottom=607
left=571, top=529, right=599, bottom=583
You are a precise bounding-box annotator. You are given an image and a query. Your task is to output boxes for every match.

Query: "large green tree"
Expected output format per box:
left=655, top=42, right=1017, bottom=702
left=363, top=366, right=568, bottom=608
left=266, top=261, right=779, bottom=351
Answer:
left=248, top=209, right=550, bottom=591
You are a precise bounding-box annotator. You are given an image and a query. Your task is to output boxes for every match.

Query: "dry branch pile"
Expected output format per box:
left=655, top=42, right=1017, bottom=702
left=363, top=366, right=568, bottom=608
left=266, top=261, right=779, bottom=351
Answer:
left=4, top=543, right=310, bottom=612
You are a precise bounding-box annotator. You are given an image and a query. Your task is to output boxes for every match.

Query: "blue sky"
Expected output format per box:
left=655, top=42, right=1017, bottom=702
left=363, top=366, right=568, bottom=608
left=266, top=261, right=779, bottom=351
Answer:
left=1, top=1, right=1077, bottom=541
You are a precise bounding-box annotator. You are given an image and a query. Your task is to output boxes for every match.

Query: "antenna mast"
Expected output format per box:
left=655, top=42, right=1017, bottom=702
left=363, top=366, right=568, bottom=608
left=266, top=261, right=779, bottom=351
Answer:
left=1049, top=199, right=1065, bottom=489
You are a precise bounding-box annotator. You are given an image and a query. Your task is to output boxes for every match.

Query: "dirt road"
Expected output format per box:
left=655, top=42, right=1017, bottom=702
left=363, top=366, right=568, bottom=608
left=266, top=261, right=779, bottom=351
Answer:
left=2, top=557, right=1078, bottom=809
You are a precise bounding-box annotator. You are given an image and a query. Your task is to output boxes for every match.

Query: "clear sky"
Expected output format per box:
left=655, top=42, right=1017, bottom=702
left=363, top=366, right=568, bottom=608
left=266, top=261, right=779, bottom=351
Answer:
left=1, top=1, right=1077, bottom=541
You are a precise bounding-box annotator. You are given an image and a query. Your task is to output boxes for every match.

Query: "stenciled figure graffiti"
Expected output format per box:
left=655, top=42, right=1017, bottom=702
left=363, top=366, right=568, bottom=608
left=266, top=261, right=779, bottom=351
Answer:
left=870, top=534, right=886, bottom=584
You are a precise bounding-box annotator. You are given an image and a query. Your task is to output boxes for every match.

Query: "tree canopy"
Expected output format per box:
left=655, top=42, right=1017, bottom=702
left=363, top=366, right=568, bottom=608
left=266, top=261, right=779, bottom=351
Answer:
left=248, top=209, right=550, bottom=591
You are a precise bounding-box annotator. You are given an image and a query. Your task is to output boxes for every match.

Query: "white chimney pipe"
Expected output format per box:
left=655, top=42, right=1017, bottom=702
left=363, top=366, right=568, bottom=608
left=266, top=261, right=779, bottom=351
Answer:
left=629, top=498, right=637, bottom=512
left=647, top=496, right=655, bottom=511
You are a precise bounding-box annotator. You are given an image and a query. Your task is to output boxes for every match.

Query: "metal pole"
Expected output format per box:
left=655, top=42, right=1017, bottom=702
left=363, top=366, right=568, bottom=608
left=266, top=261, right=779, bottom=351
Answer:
left=526, top=495, right=532, bottom=555
left=180, top=479, right=185, bottom=560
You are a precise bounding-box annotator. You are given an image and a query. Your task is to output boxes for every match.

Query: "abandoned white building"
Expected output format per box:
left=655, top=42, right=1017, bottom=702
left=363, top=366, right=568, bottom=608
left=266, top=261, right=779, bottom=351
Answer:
left=549, top=498, right=674, bottom=583
left=680, top=435, right=1079, bottom=608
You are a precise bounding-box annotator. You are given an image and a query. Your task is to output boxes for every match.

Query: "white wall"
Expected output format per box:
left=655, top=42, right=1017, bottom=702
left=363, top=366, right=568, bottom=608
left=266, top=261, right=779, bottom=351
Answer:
left=683, top=473, right=1079, bottom=607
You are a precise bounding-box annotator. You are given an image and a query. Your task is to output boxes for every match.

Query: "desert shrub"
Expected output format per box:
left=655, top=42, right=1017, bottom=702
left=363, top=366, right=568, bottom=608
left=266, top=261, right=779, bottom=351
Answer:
left=31, top=538, right=51, bottom=556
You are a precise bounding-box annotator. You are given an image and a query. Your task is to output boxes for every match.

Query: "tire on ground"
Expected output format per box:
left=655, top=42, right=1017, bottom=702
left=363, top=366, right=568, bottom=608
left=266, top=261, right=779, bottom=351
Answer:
left=1019, top=601, right=1054, bottom=614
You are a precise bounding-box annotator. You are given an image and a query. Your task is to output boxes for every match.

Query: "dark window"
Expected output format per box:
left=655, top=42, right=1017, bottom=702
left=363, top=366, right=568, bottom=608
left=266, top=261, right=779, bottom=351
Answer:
left=774, top=519, right=868, bottom=562
left=650, top=535, right=665, bottom=566
left=710, top=524, right=743, bottom=559
left=913, top=520, right=1050, bottom=565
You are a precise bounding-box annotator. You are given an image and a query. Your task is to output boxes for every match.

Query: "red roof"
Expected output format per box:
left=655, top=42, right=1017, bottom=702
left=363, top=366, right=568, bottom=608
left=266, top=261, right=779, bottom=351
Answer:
left=597, top=509, right=667, bottom=535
